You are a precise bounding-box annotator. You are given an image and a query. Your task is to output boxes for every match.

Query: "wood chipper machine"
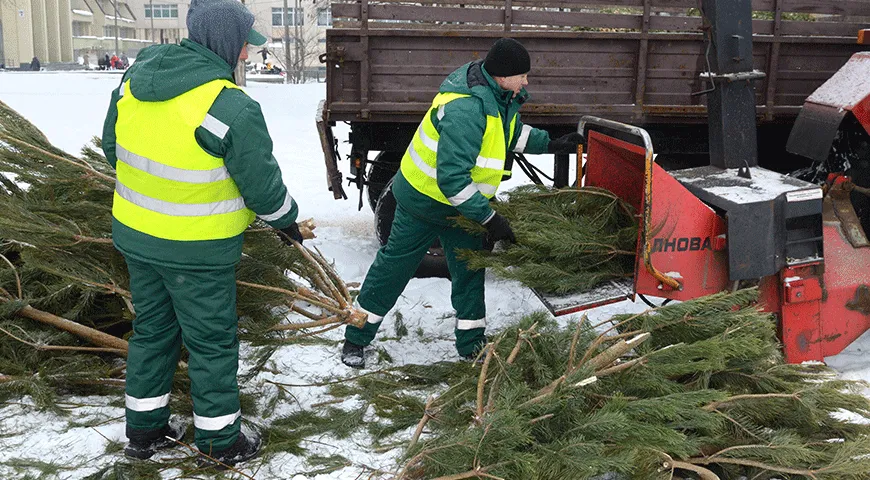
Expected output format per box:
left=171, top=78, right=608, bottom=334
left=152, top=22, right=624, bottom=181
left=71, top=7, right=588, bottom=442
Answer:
left=536, top=0, right=870, bottom=363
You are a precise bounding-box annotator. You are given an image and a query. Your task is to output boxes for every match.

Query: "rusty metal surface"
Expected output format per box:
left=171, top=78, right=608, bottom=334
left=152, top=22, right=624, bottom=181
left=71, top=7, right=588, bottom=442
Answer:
left=846, top=284, right=870, bottom=315
left=828, top=185, right=870, bottom=248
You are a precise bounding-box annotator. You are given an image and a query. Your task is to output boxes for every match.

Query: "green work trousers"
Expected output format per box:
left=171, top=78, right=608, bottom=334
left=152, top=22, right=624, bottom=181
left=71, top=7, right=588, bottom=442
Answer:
left=346, top=204, right=487, bottom=356
left=123, top=256, right=241, bottom=452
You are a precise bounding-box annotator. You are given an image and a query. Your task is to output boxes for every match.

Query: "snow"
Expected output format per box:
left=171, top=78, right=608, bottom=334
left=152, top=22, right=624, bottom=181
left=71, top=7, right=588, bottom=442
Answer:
left=674, top=166, right=821, bottom=204
left=72, top=9, right=93, bottom=17
left=807, top=52, right=870, bottom=109
left=1, top=72, right=870, bottom=478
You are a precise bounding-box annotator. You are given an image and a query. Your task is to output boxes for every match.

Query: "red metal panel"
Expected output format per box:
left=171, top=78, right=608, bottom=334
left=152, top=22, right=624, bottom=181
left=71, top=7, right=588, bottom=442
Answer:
left=584, top=131, right=730, bottom=301
left=779, top=265, right=824, bottom=363
left=635, top=162, right=730, bottom=300
left=816, top=196, right=870, bottom=360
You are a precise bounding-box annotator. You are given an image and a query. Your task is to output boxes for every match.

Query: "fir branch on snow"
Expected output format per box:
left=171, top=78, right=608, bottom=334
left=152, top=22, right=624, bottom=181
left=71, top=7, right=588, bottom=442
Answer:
left=0, top=99, right=365, bottom=410
left=301, top=292, right=870, bottom=480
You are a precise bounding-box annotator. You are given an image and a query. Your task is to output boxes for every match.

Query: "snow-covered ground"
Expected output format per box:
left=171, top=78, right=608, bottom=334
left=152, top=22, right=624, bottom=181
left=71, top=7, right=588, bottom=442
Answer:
left=1, top=71, right=869, bottom=479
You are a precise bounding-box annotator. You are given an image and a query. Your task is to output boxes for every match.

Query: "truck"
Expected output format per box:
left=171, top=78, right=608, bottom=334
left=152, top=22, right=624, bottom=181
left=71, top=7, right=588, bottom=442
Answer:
left=316, top=0, right=868, bottom=277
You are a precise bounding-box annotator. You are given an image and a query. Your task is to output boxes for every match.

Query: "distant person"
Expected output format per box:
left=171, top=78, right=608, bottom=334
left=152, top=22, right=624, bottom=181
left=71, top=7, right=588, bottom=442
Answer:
left=257, top=47, right=268, bottom=63
left=103, top=54, right=111, bottom=70
left=101, top=0, right=304, bottom=469
left=30, top=56, right=40, bottom=71
left=120, top=54, right=130, bottom=69
left=110, top=54, right=120, bottom=69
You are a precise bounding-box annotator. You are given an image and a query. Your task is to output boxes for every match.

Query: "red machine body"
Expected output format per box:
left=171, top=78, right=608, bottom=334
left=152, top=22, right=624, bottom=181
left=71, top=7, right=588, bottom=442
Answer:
left=582, top=129, right=870, bottom=364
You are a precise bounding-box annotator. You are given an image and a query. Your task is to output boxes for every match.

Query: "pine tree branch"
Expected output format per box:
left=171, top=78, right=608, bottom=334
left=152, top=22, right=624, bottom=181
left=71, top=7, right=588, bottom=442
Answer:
left=0, top=325, right=126, bottom=355
left=288, top=303, right=326, bottom=321
left=38, top=266, right=131, bottom=298
left=1, top=299, right=129, bottom=355
left=703, top=393, right=801, bottom=412
left=0, top=252, right=22, bottom=299
left=688, top=456, right=825, bottom=478
left=475, top=341, right=499, bottom=423
left=0, top=375, right=125, bottom=387
left=398, top=442, right=467, bottom=479
left=408, top=394, right=438, bottom=451
left=0, top=132, right=115, bottom=184
left=430, top=467, right=504, bottom=480
left=282, top=322, right=344, bottom=340
left=269, top=315, right=342, bottom=331
left=312, top=245, right=352, bottom=303
left=709, top=408, right=766, bottom=442
left=236, top=280, right=340, bottom=314
left=584, top=333, right=651, bottom=371
left=529, top=413, right=555, bottom=425
left=594, top=358, right=645, bottom=377
left=667, top=460, right=720, bottom=480
left=507, top=322, right=538, bottom=365
left=72, top=235, right=113, bottom=245
left=566, top=317, right=584, bottom=375
left=292, top=240, right=347, bottom=309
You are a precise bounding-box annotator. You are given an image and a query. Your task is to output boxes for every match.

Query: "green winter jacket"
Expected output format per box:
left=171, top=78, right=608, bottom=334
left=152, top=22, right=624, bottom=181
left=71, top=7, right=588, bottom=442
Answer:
left=392, top=60, right=550, bottom=225
left=101, top=39, right=298, bottom=269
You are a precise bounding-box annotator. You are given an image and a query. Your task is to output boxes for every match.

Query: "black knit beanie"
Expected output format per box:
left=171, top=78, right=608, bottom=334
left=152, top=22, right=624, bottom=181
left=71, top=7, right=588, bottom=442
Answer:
left=483, top=38, right=531, bottom=77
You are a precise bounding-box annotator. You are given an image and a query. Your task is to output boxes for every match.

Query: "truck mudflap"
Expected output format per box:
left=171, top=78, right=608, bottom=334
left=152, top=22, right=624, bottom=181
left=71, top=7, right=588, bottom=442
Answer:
left=316, top=100, right=347, bottom=200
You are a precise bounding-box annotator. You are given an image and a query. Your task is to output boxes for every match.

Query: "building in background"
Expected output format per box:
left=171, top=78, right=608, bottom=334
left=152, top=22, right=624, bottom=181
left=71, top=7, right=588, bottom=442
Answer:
left=0, top=0, right=329, bottom=74
left=0, top=0, right=190, bottom=70
left=246, top=0, right=331, bottom=82
left=1, top=0, right=75, bottom=69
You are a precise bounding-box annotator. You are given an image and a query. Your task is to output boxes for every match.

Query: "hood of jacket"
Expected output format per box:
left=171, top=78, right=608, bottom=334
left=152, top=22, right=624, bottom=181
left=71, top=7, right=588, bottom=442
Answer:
left=123, top=39, right=234, bottom=102
left=186, top=0, right=253, bottom=69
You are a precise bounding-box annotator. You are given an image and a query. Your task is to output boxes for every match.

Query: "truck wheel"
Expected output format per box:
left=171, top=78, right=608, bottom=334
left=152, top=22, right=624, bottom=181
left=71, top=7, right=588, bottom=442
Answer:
left=374, top=179, right=451, bottom=279
left=367, top=152, right=402, bottom=212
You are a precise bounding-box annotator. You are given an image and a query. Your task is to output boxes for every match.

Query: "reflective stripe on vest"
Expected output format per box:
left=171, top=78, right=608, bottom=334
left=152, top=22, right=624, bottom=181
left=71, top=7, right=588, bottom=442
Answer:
left=399, top=92, right=518, bottom=207
left=112, top=78, right=255, bottom=241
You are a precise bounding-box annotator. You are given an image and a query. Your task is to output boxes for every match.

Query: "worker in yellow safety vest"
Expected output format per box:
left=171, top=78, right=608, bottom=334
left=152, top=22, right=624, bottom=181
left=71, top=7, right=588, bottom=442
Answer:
left=341, top=38, right=584, bottom=368
left=101, top=0, right=304, bottom=468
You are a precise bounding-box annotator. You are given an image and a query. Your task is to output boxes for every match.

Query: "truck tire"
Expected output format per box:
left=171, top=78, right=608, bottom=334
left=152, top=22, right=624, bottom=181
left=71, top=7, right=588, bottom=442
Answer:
left=374, top=179, right=451, bottom=279
left=367, top=152, right=402, bottom=212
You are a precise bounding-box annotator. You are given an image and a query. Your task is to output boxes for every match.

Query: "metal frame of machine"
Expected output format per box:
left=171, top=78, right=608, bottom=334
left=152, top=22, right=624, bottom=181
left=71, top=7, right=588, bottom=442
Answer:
left=542, top=0, right=870, bottom=364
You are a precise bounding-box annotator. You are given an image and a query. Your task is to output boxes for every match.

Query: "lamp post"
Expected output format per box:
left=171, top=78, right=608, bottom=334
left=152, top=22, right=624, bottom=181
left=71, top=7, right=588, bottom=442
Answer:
left=113, top=0, right=119, bottom=55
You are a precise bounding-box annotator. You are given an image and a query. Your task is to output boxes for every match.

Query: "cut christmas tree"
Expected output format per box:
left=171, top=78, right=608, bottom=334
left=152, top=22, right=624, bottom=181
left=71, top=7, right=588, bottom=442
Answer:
left=325, top=290, right=870, bottom=480
left=0, top=100, right=364, bottom=404
left=455, top=185, right=638, bottom=295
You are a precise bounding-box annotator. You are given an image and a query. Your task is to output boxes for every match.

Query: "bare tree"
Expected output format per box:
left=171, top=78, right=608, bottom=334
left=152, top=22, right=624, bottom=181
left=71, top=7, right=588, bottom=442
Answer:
left=274, top=0, right=329, bottom=84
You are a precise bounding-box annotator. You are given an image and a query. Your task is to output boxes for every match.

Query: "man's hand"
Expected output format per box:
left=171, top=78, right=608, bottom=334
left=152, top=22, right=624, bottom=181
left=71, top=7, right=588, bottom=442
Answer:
left=547, top=132, right=585, bottom=154
left=484, top=213, right=516, bottom=244
left=277, top=223, right=305, bottom=246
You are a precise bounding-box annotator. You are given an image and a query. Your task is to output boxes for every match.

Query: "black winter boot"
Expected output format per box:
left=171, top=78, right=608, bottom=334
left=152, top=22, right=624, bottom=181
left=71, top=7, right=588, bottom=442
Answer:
left=460, top=338, right=488, bottom=364
left=124, top=418, right=187, bottom=460
left=341, top=340, right=366, bottom=369
left=197, top=431, right=262, bottom=469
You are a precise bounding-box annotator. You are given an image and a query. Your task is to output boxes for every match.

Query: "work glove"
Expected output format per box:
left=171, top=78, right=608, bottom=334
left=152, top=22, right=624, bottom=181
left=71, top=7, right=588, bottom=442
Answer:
left=277, top=223, right=305, bottom=246
left=484, top=212, right=516, bottom=245
left=547, top=132, right=585, bottom=154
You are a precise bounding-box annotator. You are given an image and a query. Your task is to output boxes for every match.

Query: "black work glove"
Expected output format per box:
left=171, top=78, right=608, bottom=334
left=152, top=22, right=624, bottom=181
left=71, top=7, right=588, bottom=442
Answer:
left=484, top=213, right=516, bottom=245
left=277, top=223, right=305, bottom=245
left=547, top=132, right=585, bottom=154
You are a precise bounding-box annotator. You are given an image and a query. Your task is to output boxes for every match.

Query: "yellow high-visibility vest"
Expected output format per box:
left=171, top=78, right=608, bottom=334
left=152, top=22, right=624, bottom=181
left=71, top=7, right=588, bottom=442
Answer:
left=112, top=78, right=255, bottom=241
left=399, top=92, right=517, bottom=207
